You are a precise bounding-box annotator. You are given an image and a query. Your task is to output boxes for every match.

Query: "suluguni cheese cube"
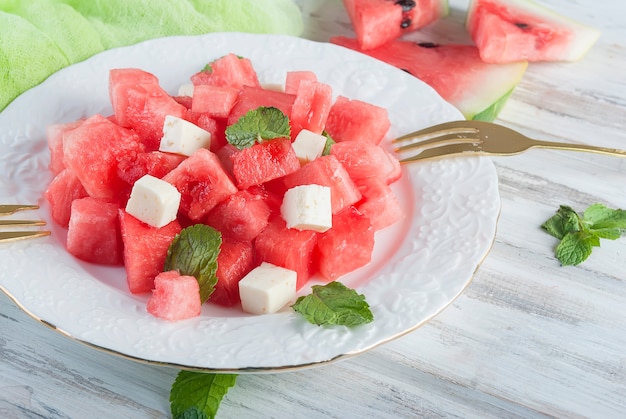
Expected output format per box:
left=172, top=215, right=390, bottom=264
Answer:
left=280, top=184, right=332, bottom=232
left=238, top=262, right=297, bottom=314
left=159, top=115, right=211, bottom=156
left=291, top=129, right=327, bottom=164
left=125, top=174, right=181, bottom=228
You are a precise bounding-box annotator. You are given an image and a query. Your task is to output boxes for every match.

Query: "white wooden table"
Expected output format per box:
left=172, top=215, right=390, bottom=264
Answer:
left=2, top=0, right=625, bottom=417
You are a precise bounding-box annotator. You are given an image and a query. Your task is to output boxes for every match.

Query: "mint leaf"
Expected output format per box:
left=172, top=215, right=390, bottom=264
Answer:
left=555, top=231, right=600, bottom=266
left=164, top=224, right=221, bottom=303
left=322, top=130, right=335, bottom=156
left=200, top=63, right=212, bottom=73
left=541, top=205, right=581, bottom=240
left=542, top=203, right=626, bottom=266
left=292, top=281, right=373, bottom=326
left=583, top=203, right=626, bottom=230
left=170, top=371, right=237, bottom=419
left=225, top=106, right=290, bottom=149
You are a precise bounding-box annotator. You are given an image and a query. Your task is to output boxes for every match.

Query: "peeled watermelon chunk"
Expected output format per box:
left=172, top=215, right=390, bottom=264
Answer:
left=466, top=0, right=600, bottom=63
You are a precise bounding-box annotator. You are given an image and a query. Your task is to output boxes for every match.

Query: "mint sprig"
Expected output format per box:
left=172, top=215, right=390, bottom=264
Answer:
left=541, top=204, right=626, bottom=265
left=292, top=281, right=374, bottom=326
left=170, top=371, right=237, bottom=419
left=164, top=224, right=222, bottom=303
left=225, top=106, right=290, bottom=149
left=322, top=130, right=335, bottom=156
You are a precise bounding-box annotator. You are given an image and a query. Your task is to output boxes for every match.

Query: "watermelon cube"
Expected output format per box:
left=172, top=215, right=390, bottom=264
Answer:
left=316, top=206, right=375, bottom=281
left=227, top=86, right=296, bottom=126
left=66, top=197, right=122, bottom=265
left=356, top=178, right=405, bottom=231
left=46, top=119, right=83, bottom=175
left=119, top=210, right=182, bottom=294
left=109, top=68, right=187, bottom=150
left=325, top=95, right=390, bottom=144
left=254, top=216, right=318, bottom=290
left=282, top=155, right=362, bottom=214
left=205, top=189, right=271, bottom=242
left=162, top=148, right=238, bottom=221
left=210, top=239, right=255, bottom=307
left=284, top=70, right=317, bottom=95
left=146, top=270, right=202, bottom=321
left=45, top=168, right=88, bottom=227
left=230, top=138, right=300, bottom=190
left=191, top=53, right=260, bottom=89
left=117, top=151, right=186, bottom=187
left=289, top=80, right=333, bottom=139
left=191, top=84, right=239, bottom=118
left=329, top=141, right=398, bottom=184
left=62, top=114, right=145, bottom=200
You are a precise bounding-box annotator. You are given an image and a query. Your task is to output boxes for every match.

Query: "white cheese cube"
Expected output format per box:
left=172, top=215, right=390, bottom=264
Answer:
left=159, top=115, right=211, bottom=156
left=177, top=83, right=194, bottom=97
left=125, top=174, right=181, bottom=228
left=291, top=129, right=327, bottom=164
left=280, top=184, right=332, bottom=232
left=238, top=262, right=297, bottom=315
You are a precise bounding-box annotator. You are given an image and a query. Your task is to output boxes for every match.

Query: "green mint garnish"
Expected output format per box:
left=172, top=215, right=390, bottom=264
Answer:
left=164, top=224, right=222, bottom=303
left=170, top=371, right=237, bottom=419
left=225, top=106, right=290, bottom=149
left=541, top=203, right=626, bottom=265
left=292, top=281, right=374, bottom=326
left=322, top=130, right=335, bottom=156
left=200, top=63, right=212, bottom=73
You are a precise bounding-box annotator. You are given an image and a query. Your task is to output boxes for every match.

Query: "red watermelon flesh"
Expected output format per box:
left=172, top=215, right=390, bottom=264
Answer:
left=284, top=70, right=317, bottom=95
left=117, top=151, right=186, bottom=187
left=109, top=68, right=187, bottom=150
left=162, top=148, right=238, bottom=221
left=46, top=120, right=83, bottom=175
left=211, top=239, right=255, bottom=307
left=329, top=141, right=398, bottom=184
left=119, top=210, right=182, bottom=294
left=324, top=95, right=390, bottom=145
left=191, top=84, right=239, bottom=119
left=62, top=114, right=145, bottom=200
left=254, top=216, right=318, bottom=290
left=330, top=36, right=528, bottom=121
left=356, top=177, right=405, bottom=231
left=289, top=80, right=333, bottom=139
left=227, top=86, right=296, bottom=126
left=205, top=189, right=272, bottom=243
left=45, top=169, right=88, bottom=227
left=317, top=206, right=375, bottom=281
left=342, top=0, right=449, bottom=50
left=230, top=138, right=301, bottom=190
left=66, top=197, right=122, bottom=265
left=183, top=111, right=228, bottom=152
left=467, top=0, right=600, bottom=63
left=282, top=154, right=362, bottom=215
left=190, top=53, right=260, bottom=90
left=146, top=270, right=202, bottom=321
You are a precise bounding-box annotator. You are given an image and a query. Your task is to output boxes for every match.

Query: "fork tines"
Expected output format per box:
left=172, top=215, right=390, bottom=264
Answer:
left=0, top=205, right=51, bottom=243
left=393, top=121, right=484, bottom=163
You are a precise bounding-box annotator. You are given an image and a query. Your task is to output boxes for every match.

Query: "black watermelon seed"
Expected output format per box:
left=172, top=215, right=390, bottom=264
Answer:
left=418, top=42, right=439, bottom=48
left=515, top=22, right=529, bottom=29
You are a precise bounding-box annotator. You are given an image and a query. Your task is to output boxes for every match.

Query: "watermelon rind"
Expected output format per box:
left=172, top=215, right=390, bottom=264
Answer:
left=470, top=87, right=515, bottom=121
left=466, top=0, right=601, bottom=63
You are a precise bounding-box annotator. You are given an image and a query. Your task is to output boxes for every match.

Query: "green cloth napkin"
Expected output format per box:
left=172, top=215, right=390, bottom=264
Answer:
left=0, top=0, right=304, bottom=111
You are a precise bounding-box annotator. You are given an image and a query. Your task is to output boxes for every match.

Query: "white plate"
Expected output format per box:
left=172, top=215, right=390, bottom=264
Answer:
left=0, top=33, right=500, bottom=372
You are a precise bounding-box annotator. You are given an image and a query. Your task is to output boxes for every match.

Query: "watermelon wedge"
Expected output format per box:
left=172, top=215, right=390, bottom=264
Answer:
left=330, top=36, right=527, bottom=121
left=342, top=0, right=449, bottom=50
left=466, top=0, right=600, bottom=63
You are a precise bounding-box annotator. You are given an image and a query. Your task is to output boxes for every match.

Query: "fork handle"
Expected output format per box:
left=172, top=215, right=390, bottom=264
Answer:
left=530, top=140, right=626, bottom=157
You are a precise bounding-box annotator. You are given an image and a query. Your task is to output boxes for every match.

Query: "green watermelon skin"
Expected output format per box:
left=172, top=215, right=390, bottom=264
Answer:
left=330, top=36, right=527, bottom=121
left=466, top=0, right=600, bottom=63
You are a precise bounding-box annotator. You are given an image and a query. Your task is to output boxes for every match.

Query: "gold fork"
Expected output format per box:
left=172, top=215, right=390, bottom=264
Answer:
left=0, top=205, right=51, bottom=243
left=394, top=120, right=626, bottom=163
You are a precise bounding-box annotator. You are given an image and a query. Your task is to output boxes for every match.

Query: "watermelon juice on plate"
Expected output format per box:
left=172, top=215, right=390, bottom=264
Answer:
left=0, top=33, right=500, bottom=372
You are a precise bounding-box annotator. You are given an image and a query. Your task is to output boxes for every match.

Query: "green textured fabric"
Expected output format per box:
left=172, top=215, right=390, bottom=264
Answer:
left=0, top=0, right=304, bottom=111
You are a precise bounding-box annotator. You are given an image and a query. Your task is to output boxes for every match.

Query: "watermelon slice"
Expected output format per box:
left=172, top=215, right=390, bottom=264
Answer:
left=331, top=36, right=527, bottom=121
left=466, top=0, right=601, bottom=63
left=342, top=0, right=449, bottom=50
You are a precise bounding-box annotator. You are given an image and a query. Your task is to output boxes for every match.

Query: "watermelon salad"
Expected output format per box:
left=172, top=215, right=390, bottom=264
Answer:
left=44, top=53, right=405, bottom=321
left=334, top=0, right=599, bottom=120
